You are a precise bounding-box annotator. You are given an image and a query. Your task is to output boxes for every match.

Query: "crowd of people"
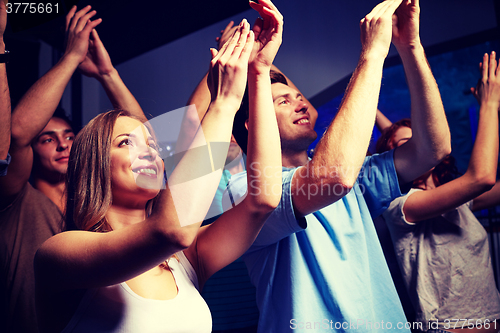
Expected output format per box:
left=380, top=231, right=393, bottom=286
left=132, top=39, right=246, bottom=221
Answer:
left=0, top=0, right=499, bottom=332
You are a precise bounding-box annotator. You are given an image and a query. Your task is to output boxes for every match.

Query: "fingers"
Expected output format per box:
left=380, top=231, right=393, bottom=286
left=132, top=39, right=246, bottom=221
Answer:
left=69, top=5, right=91, bottom=32
left=488, top=51, right=497, bottom=78
left=210, top=19, right=253, bottom=71
left=216, top=21, right=234, bottom=43
left=364, top=0, right=402, bottom=23
left=218, top=19, right=246, bottom=64
left=489, top=51, right=497, bottom=78
left=216, top=21, right=238, bottom=49
left=482, top=53, right=489, bottom=82
left=240, top=30, right=255, bottom=63
left=65, top=5, right=77, bottom=31
left=75, top=9, right=98, bottom=33
left=66, top=5, right=102, bottom=40
left=249, top=0, right=283, bottom=30
left=222, top=21, right=235, bottom=35
left=231, top=19, right=251, bottom=58
left=218, top=21, right=243, bottom=61
left=82, top=17, right=102, bottom=37
left=91, top=29, right=100, bottom=43
left=249, top=0, right=283, bottom=42
left=210, top=48, right=218, bottom=60
left=252, top=17, right=263, bottom=39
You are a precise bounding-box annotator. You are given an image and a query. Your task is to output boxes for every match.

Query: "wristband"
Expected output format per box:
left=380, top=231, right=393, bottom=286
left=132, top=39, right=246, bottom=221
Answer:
left=0, top=50, right=9, bottom=63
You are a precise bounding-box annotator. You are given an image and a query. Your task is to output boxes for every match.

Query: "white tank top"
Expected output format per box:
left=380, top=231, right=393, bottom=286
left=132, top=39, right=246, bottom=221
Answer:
left=61, top=252, right=212, bottom=332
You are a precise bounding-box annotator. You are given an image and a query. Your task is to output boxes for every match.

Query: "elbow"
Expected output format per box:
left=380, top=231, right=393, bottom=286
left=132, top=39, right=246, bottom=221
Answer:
left=259, top=194, right=282, bottom=213
left=246, top=187, right=282, bottom=216
left=173, top=230, right=197, bottom=250
left=10, top=120, right=27, bottom=147
left=11, top=116, right=36, bottom=148
left=417, top=134, right=452, bottom=165
left=167, top=227, right=197, bottom=251
left=434, top=132, right=452, bottom=162
left=422, top=144, right=451, bottom=168
left=312, top=166, right=356, bottom=194
left=437, top=144, right=452, bottom=162
left=155, top=222, right=198, bottom=252
left=474, top=174, right=497, bottom=192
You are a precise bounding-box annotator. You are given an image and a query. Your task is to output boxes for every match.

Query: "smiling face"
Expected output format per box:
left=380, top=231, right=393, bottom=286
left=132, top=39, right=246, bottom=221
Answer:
left=32, top=117, right=75, bottom=177
left=110, top=117, right=165, bottom=206
left=271, top=83, right=318, bottom=151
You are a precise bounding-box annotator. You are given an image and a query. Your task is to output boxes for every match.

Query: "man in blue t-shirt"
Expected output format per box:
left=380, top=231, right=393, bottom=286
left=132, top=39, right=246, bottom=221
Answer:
left=224, top=0, right=452, bottom=332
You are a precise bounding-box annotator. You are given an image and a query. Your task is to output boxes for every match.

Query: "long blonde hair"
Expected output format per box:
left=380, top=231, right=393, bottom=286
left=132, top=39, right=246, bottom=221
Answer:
left=65, top=109, right=156, bottom=232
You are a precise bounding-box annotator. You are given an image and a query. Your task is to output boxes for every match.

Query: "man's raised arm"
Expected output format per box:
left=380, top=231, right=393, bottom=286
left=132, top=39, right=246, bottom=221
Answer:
left=291, top=0, right=403, bottom=217
left=77, top=28, right=147, bottom=123
left=391, top=0, right=451, bottom=184
left=2, top=6, right=101, bottom=198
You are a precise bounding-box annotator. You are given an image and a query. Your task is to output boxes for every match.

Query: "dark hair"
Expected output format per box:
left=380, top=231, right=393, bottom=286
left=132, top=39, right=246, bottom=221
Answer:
left=375, top=118, right=412, bottom=154
left=232, top=70, right=288, bottom=155
left=65, top=109, right=157, bottom=232
left=53, top=107, right=76, bottom=133
left=431, top=155, right=460, bottom=186
left=376, top=119, right=459, bottom=186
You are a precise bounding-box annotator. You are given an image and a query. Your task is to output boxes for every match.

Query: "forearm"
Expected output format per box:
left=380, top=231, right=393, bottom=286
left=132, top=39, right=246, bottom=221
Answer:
left=98, top=68, right=147, bottom=123
left=398, top=44, right=451, bottom=160
left=186, top=72, right=211, bottom=122
left=246, top=71, right=282, bottom=210
left=312, top=56, right=385, bottom=186
left=465, top=100, right=499, bottom=187
left=375, top=109, right=392, bottom=133
left=175, top=73, right=210, bottom=153
left=0, top=39, right=10, bottom=159
left=167, top=100, right=236, bottom=227
left=11, top=54, right=79, bottom=147
left=35, top=213, right=193, bottom=292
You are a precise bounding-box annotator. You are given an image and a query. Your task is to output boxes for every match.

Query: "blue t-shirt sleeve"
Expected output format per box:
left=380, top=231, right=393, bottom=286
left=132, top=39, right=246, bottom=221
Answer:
left=0, top=153, right=11, bottom=177
left=358, top=149, right=402, bottom=218
left=223, top=168, right=305, bottom=249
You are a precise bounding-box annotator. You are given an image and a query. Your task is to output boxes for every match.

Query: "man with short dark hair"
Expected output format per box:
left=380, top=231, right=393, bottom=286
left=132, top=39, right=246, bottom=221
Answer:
left=224, top=0, right=451, bottom=332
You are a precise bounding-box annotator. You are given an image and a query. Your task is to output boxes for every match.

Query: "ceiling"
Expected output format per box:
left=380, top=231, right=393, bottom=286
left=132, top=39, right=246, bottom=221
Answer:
left=5, top=0, right=250, bottom=65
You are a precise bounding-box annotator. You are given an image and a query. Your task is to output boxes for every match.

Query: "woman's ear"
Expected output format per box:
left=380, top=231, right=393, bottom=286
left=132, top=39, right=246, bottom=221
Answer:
left=245, top=119, right=249, bottom=130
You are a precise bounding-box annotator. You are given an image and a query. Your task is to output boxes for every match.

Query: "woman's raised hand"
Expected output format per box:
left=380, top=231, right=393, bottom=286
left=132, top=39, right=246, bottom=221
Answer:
left=207, top=19, right=254, bottom=112
left=248, top=0, right=283, bottom=74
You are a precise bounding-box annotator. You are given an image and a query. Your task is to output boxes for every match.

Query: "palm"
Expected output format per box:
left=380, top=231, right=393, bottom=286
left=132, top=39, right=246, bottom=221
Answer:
left=393, top=1, right=419, bottom=47
left=79, top=53, right=99, bottom=77
left=78, top=31, right=113, bottom=78
left=250, top=28, right=278, bottom=68
left=248, top=1, right=283, bottom=73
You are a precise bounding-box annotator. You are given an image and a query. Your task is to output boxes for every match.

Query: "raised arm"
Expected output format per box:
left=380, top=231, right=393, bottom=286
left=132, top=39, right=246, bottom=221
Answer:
left=291, top=0, right=402, bottom=217
left=391, top=0, right=451, bottom=184
left=375, top=108, right=393, bottom=133
left=77, top=28, right=147, bottom=123
left=0, top=5, right=101, bottom=200
left=0, top=0, right=9, bottom=162
left=185, top=0, right=283, bottom=286
left=403, top=52, right=500, bottom=222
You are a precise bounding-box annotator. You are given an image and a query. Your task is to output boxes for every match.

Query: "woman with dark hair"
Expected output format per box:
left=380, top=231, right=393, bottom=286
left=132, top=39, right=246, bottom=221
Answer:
left=376, top=52, right=500, bottom=333
left=33, top=1, right=284, bottom=332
